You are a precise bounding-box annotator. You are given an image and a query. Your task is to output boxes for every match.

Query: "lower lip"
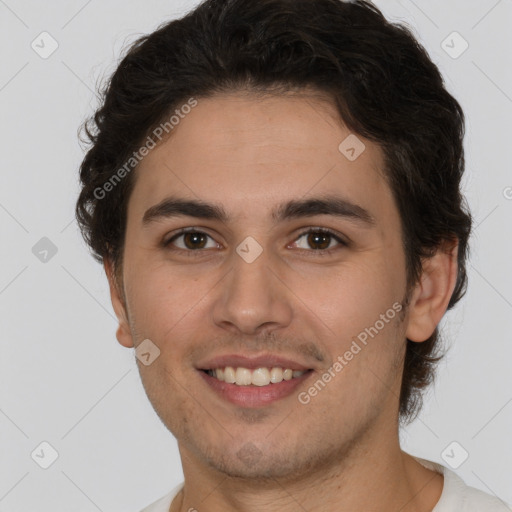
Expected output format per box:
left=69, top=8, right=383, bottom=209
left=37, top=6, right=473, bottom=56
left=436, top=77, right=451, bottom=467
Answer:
left=199, top=370, right=313, bottom=408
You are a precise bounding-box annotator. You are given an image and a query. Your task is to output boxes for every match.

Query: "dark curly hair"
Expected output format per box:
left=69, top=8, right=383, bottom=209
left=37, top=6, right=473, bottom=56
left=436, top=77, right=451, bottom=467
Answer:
left=75, top=0, right=472, bottom=425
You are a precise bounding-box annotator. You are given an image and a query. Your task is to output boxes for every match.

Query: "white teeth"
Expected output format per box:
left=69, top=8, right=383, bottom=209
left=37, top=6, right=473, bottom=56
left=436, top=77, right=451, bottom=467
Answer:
left=235, top=367, right=252, bottom=386
left=224, top=366, right=236, bottom=383
left=251, top=368, right=271, bottom=386
left=270, top=367, right=283, bottom=383
left=207, top=366, right=307, bottom=386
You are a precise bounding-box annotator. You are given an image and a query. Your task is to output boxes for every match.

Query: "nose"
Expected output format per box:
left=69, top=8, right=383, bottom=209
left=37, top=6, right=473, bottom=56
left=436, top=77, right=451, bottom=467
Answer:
left=211, top=243, right=293, bottom=336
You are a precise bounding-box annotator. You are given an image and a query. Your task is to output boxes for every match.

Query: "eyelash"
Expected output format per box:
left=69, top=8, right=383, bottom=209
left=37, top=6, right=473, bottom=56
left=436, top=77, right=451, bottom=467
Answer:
left=162, top=227, right=348, bottom=257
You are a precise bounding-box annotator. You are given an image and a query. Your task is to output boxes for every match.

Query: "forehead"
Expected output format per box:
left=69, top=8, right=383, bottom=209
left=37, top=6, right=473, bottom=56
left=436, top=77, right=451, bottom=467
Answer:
left=130, top=92, right=394, bottom=224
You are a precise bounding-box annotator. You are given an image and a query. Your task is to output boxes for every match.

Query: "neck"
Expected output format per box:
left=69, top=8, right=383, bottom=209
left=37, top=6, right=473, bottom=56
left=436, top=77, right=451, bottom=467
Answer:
left=171, top=424, right=443, bottom=512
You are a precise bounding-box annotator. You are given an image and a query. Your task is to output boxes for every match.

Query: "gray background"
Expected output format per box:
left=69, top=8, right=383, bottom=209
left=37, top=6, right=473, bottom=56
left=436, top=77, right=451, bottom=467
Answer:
left=0, top=0, right=511, bottom=510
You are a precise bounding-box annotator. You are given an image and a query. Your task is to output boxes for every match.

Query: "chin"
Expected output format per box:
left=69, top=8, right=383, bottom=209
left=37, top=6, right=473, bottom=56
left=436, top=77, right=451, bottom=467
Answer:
left=205, top=451, right=307, bottom=481
left=187, top=434, right=329, bottom=482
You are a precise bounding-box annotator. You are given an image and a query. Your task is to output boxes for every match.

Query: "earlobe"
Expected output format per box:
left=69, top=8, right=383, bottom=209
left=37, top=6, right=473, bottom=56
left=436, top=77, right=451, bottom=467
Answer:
left=405, top=240, right=459, bottom=343
left=104, top=258, right=135, bottom=349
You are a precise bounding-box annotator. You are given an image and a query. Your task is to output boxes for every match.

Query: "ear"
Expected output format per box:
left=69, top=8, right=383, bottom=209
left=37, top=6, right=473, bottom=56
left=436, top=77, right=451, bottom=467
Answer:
left=405, top=239, right=459, bottom=343
left=104, top=258, right=134, bottom=348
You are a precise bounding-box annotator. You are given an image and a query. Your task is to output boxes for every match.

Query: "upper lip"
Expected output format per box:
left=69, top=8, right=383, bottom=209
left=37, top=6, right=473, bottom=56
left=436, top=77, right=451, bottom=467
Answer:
left=196, top=353, right=314, bottom=371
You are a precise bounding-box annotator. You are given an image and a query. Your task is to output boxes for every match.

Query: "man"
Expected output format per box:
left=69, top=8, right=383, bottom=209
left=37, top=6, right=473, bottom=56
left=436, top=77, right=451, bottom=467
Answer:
left=75, top=0, right=510, bottom=510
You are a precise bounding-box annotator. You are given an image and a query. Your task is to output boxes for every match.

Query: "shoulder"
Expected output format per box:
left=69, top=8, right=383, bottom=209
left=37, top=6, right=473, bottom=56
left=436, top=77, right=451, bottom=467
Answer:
left=412, top=455, right=511, bottom=512
left=458, top=482, right=512, bottom=512
left=138, top=483, right=184, bottom=512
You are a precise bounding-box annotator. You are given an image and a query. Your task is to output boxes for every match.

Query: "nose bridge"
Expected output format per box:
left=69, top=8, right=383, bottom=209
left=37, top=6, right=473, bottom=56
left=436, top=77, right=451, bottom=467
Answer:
left=212, top=236, right=292, bottom=334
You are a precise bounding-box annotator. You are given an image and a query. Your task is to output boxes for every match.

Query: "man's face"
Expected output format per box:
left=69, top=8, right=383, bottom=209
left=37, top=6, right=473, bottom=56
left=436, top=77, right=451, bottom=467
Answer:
left=113, top=91, right=411, bottom=479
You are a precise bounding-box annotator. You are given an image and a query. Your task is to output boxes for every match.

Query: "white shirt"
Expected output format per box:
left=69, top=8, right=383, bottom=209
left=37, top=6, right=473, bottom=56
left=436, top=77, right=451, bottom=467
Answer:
left=139, top=456, right=511, bottom=511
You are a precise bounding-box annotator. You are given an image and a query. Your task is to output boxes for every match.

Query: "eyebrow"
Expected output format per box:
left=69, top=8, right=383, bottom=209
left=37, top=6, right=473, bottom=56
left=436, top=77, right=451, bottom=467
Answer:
left=142, top=195, right=375, bottom=227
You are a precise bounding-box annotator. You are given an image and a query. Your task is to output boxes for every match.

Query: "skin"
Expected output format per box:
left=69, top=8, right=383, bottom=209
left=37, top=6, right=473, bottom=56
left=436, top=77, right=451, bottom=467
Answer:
left=105, top=90, right=458, bottom=512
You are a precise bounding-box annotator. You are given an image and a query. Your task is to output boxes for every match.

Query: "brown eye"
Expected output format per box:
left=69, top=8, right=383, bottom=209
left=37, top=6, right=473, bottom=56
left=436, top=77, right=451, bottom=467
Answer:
left=165, top=229, right=218, bottom=251
left=182, top=232, right=208, bottom=249
left=292, top=228, right=347, bottom=254
left=306, top=232, right=331, bottom=250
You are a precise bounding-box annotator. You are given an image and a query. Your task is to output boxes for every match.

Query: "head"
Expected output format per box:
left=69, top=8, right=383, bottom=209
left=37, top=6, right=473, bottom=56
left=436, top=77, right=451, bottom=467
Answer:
left=76, top=0, right=471, bottom=479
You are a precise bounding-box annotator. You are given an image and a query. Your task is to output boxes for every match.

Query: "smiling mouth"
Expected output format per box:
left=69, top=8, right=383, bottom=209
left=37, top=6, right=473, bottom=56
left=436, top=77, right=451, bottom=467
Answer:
left=203, top=366, right=310, bottom=386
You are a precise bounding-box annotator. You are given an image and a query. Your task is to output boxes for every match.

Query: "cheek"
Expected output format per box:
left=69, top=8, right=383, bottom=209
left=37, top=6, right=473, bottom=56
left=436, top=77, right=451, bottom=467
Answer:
left=124, top=260, right=208, bottom=336
left=313, top=275, right=405, bottom=416
left=300, top=260, right=403, bottom=338
left=123, top=261, right=236, bottom=382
